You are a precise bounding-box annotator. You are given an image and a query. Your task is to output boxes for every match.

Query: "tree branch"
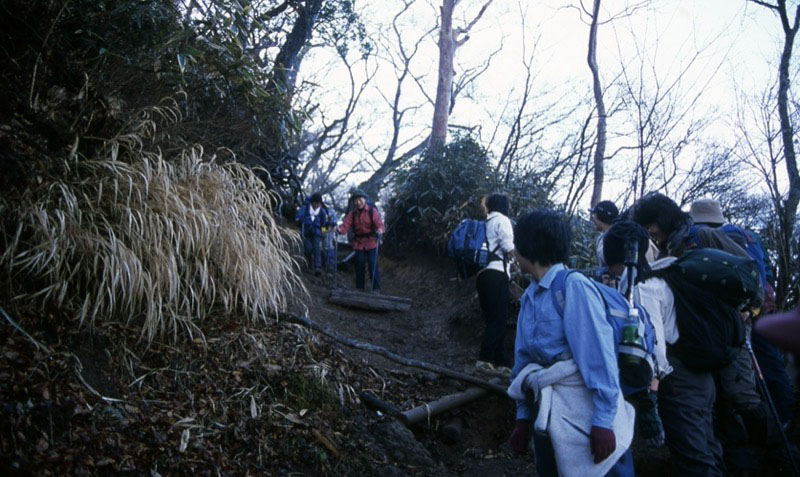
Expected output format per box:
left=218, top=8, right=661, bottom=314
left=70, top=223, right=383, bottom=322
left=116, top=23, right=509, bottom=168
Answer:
left=282, top=312, right=507, bottom=395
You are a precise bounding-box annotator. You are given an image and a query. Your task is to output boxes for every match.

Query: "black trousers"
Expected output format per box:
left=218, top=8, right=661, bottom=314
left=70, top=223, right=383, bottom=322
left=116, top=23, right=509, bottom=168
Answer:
left=475, top=269, right=509, bottom=367
left=659, top=353, right=724, bottom=476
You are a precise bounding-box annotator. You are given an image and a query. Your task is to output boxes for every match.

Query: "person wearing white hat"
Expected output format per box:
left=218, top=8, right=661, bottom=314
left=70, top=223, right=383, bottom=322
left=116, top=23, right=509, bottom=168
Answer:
left=689, top=198, right=726, bottom=226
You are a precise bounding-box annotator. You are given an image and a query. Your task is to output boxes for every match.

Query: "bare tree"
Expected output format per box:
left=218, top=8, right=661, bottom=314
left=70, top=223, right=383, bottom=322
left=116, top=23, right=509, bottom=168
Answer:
left=603, top=5, right=726, bottom=208
left=355, top=1, right=434, bottom=198
left=293, top=47, right=377, bottom=195
left=586, top=0, right=606, bottom=207
left=428, top=0, right=494, bottom=156
left=732, top=71, right=800, bottom=305
left=568, top=0, right=650, bottom=207
left=748, top=0, right=800, bottom=305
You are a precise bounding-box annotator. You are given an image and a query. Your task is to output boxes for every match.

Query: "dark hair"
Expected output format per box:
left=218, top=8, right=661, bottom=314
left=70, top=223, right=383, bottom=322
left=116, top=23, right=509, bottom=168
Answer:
left=514, top=209, right=571, bottom=266
left=631, top=192, right=690, bottom=237
left=486, top=193, right=510, bottom=216
left=310, top=193, right=323, bottom=204
left=603, top=221, right=651, bottom=274
left=615, top=207, right=633, bottom=223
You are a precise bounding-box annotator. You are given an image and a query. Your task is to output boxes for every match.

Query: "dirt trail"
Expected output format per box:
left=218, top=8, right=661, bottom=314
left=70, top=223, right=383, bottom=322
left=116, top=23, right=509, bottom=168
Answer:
left=292, top=249, right=677, bottom=475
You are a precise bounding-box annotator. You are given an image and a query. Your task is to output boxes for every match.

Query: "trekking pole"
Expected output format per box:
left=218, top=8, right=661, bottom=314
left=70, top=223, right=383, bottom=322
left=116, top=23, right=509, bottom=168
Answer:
left=333, top=230, right=339, bottom=290
left=745, top=335, right=800, bottom=477
left=370, top=236, right=380, bottom=292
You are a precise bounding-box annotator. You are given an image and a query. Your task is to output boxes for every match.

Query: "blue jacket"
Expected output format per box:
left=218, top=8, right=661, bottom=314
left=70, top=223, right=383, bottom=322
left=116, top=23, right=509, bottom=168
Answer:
left=511, top=263, right=621, bottom=429
left=296, top=203, right=335, bottom=237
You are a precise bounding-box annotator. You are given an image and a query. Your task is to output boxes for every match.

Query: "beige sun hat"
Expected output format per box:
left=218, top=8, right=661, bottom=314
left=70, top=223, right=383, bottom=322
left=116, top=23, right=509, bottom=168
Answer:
left=689, top=198, right=725, bottom=225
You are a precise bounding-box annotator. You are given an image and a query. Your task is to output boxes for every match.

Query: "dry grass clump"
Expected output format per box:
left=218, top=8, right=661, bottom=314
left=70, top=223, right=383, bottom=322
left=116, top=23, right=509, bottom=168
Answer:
left=0, top=105, right=304, bottom=343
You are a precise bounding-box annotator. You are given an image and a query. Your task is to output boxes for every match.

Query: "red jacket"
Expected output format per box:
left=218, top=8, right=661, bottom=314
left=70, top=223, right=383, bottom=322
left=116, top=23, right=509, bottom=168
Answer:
left=337, top=205, right=384, bottom=251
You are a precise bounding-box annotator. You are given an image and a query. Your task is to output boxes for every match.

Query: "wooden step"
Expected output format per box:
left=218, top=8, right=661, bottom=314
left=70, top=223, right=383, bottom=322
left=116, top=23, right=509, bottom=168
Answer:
left=328, top=288, right=412, bottom=312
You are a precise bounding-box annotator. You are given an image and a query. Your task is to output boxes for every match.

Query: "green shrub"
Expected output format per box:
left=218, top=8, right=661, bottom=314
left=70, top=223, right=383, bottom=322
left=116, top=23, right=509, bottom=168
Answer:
left=384, top=136, right=499, bottom=251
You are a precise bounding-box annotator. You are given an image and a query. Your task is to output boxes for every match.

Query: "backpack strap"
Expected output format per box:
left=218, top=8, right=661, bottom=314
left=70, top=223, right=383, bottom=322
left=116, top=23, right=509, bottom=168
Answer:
left=546, top=268, right=576, bottom=362
left=483, top=216, right=507, bottom=268
left=550, top=269, right=627, bottom=321
left=549, top=269, right=577, bottom=317
left=353, top=204, right=378, bottom=238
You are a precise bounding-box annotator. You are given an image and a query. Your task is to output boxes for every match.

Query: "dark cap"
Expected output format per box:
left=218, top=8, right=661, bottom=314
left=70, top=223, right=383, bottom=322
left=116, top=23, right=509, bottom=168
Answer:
left=309, top=193, right=323, bottom=204
left=589, top=200, right=619, bottom=224
left=350, top=188, right=367, bottom=199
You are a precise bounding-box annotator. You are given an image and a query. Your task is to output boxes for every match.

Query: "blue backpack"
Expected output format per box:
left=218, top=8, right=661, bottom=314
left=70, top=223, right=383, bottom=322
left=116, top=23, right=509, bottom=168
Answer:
left=550, top=269, right=657, bottom=395
left=719, top=224, right=767, bottom=289
left=446, top=219, right=503, bottom=278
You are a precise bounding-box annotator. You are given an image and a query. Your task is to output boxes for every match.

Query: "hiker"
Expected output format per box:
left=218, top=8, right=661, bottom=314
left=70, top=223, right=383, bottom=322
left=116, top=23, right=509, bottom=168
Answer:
left=507, top=209, right=635, bottom=477
left=336, top=189, right=384, bottom=292
left=690, top=198, right=796, bottom=459
left=614, top=207, right=660, bottom=264
left=589, top=200, right=619, bottom=268
left=602, top=222, right=667, bottom=450
left=295, top=193, right=335, bottom=276
left=604, top=221, right=725, bottom=475
left=474, top=193, right=515, bottom=374
left=633, top=193, right=770, bottom=474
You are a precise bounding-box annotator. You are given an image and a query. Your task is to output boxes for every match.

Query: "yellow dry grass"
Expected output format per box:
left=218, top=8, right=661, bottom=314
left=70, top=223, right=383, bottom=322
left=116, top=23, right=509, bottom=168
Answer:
left=1, top=104, right=304, bottom=343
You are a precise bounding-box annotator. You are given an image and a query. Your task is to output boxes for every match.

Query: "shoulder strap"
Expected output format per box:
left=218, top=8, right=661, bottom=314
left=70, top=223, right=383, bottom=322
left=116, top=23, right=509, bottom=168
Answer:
left=549, top=269, right=578, bottom=317
left=483, top=216, right=506, bottom=263
left=369, top=204, right=375, bottom=230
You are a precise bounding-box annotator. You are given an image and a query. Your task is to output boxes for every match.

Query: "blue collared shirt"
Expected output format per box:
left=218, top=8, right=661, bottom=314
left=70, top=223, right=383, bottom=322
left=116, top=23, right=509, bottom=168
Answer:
left=511, top=263, right=620, bottom=429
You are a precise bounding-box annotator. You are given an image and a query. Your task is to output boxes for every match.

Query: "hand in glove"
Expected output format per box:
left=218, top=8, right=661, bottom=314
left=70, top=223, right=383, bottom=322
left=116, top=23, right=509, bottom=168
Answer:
left=509, top=419, right=531, bottom=455
left=589, top=426, right=616, bottom=463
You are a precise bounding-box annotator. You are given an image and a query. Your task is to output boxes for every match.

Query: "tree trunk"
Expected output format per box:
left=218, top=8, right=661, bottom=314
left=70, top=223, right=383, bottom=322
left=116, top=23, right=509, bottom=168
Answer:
left=752, top=0, right=800, bottom=305
left=775, top=0, right=800, bottom=306
left=271, top=0, right=324, bottom=95
left=587, top=0, right=606, bottom=208
left=429, top=0, right=457, bottom=156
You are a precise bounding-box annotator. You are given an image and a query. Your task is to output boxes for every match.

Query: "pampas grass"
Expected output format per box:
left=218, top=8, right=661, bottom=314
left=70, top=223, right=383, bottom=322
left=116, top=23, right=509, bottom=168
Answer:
left=1, top=104, right=304, bottom=343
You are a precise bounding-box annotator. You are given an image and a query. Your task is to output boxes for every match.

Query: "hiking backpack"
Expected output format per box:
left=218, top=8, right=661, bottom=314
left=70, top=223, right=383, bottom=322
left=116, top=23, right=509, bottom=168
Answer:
left=719, top=224, right=768, bottom=289
left=667, top=247, right=761, bottom=310
left=647, top=262, right=746, bottom=372
left=550, top=269, right=657, bottom=395
left=348, top=203, right=377, bottom=240
left=446, top=218, right=503, bottom=278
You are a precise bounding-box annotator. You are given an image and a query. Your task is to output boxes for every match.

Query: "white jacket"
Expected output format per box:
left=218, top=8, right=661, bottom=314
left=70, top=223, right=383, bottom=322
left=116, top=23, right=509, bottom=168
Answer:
left=618, top=257, right=679, bottom=379
left=481, top=211, right=514, bottom=276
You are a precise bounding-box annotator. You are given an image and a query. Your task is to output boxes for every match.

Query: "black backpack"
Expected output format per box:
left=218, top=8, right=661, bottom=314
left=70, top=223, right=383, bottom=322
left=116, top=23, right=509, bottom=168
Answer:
left=648, top=258, right=747, bottom=372
left=669, top=248, right=761, bottom=310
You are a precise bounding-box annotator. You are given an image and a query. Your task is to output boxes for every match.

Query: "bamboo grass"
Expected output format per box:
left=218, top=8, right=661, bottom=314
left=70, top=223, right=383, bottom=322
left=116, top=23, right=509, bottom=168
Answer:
left=1, top=105, right=304, bottom=343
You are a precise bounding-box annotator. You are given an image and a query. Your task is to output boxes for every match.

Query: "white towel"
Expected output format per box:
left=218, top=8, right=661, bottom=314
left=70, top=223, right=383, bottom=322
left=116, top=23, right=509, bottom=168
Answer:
left=508, top=360, right=636, bottom=477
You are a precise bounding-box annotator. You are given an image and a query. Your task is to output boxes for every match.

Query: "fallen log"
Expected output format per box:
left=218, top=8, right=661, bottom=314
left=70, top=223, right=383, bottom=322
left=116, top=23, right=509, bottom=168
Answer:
left=328, top=288, right=411, bottom=312
left=401, top=385, right=490, bottom=426
left=360, top=391, right=402, bottom=417
left=282, top=312, right=507, bottom=396
left=330, top=288, right=411, bottom=304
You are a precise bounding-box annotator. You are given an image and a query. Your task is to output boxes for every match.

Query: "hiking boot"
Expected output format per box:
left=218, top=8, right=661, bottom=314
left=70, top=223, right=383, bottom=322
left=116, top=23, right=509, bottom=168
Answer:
left=314, top=269, right=321, bottom=277
left=494, top=365, right=512, bottom=377
left=475, top=360, right=510, bottom=378
left=372, top=289, right=381, bottom=294
left=475, top=360, right=496, bottom=374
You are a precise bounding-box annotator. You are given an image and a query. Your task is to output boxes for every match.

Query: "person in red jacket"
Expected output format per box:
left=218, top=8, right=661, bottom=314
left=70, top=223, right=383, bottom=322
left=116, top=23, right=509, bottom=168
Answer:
left=337, top=189, right=385, bottom=292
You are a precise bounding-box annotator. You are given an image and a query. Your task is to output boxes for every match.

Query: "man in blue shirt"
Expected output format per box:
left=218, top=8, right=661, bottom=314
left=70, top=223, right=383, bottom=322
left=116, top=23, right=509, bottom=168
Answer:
left=508, top=209, right=633, bottom=476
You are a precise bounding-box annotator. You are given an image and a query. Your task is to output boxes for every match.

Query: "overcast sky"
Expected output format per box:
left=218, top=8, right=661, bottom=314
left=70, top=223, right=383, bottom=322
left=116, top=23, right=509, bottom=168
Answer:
left=299, top=0, right=790, bottom=206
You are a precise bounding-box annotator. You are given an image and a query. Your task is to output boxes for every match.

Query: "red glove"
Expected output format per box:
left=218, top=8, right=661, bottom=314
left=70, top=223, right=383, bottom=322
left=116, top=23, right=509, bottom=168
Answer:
left=509, top=419, right=531, bottom=455
left=589, top=426, right=616, bottom=463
